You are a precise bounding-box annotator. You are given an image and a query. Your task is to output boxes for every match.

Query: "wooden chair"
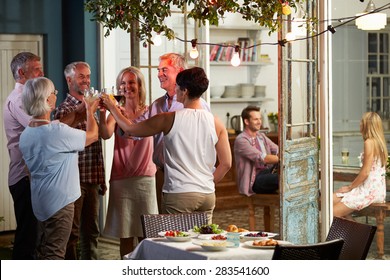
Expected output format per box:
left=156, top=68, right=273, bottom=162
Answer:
left=326, top=216, right=377, bottom=260
left=272, top=238, right=344, bottom=260
left=141, top=213, right=208, bottom=238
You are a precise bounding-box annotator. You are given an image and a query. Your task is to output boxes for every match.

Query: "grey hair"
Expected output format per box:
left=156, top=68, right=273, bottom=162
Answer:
left=159, top=53, right=188, bottom=70
left=64, top=61, right=90, bottom=79
left=22, top=77, right=54, bottom=117
left=10, top=52, right=41, bottom=81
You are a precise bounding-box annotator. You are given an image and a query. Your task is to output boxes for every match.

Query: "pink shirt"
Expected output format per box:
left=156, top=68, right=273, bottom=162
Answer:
left=3, top=83, right=31, bottom=186
left=109, top=125, right=156, bottom=181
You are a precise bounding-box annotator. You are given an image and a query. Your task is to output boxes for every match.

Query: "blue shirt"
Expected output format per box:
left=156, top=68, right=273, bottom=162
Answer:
left=20, top=121, right=85, bottom=221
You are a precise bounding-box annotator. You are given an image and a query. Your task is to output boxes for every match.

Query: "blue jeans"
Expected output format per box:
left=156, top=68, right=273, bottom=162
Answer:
left=65, top=183, right=100, bottom=260
left=9, top=176, right=38, bottom=259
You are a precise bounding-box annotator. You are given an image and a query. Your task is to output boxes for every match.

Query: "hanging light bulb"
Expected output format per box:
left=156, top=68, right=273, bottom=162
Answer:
left=153, top=33, right=162, bottom=46
left=189, top=39, right=199, bottom=59
left=231, top=45, right=241, bottom=67
left=285, top=32, right=296, bottom=42
left=355, top=0, right=387, bottom=30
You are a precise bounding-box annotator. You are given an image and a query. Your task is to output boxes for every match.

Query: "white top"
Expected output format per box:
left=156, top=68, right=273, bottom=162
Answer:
left=163, top=109, right=217, bottom=194
left=19, top=121, right=85, bottom=221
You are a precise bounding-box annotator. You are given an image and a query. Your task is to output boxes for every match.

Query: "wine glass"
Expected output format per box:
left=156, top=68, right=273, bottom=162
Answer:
left=84, top=87, right=99, bottom=105
left=112, top=86, right=124, bottom=104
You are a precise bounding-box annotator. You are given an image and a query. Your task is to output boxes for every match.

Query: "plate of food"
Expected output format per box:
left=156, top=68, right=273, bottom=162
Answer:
left=240, top=231, right=279, bottom=241
left=197, top=234, right=227, bottom=240
left=192, top=240, right=234, bottom=251
left=191, top=224, right=226, bottom=237
left=244, top=239, right=291, bottom=249
left=158, top=230, right=195, bottom=242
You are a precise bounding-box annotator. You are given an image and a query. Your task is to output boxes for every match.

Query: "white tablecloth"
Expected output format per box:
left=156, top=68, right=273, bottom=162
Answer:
left=127, top=238, right=274, bottom=260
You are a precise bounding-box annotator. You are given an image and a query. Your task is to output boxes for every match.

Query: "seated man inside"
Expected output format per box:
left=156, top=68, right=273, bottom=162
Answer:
left=234, top=105, right=279, bottom=195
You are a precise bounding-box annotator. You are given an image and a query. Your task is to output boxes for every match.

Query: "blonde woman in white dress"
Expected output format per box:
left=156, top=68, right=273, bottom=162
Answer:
left=333, top=112, right=388, bottom=219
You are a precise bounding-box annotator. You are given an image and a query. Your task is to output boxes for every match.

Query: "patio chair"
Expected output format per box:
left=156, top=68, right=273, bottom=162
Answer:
left=325, top=216, right=377, bottom=260
left=141, top=213, right=208, bottom=238
left=272, top=238, right=344, bottom=260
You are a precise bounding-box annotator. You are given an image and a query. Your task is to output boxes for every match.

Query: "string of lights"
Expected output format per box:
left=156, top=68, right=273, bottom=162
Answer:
left=169, top=2, right=390, bottom=66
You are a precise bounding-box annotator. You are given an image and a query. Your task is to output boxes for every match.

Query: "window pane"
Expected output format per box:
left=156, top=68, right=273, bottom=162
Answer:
left=372, top=99, right=381, bottom=112
left=380, top=33, right=389, bottom=53
left=368, top=33, right=377, bottom=52
left=372, top=78, right=381, bottom=97
left=380, top=55, right=389, bottom=74
left=369, top=55, right=377, bottom=74
left=383, top=99, right=390, bottom=119
left=384, top=78, right=390, bottom=97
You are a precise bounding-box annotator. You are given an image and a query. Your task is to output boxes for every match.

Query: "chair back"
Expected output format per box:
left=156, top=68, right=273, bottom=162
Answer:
left=272, top=238, right=344, bottom=260
left=326, top=217, right=377, bottom=260
left=141, top=213, right=208, bottom=238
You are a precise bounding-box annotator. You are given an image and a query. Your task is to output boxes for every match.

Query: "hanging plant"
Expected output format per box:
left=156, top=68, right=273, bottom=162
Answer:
left=84, top=0, right=315, bottom=43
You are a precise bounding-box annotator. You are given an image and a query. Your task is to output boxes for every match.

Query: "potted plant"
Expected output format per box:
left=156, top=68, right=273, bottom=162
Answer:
left=268, top=112, right=278, bottom=132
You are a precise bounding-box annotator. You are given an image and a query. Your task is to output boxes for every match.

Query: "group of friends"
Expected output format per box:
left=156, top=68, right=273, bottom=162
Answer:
left=3, top=51, right=388, bottom=260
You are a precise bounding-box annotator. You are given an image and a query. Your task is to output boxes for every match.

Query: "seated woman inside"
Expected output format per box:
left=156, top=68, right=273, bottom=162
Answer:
left=333, top=112, right=388, bottom=219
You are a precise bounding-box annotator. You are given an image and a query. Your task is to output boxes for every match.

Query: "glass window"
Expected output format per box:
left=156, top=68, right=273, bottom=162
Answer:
left=368, top=55, right=377, bottom=74
left=368, top=33, right=377, bottom=52
left=367, top=32, right=390, bottom=119
left=380, top=54, right=388, bottom=74
left=380, top=33, right=389, bottom=53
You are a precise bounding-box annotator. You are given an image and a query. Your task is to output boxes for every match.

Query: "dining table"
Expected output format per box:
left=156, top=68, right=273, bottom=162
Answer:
left=126, top=237, right=277, bottom=260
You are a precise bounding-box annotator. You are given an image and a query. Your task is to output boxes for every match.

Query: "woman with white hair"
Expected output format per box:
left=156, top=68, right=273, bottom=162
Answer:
left=19, top=77, right=98, bottom=259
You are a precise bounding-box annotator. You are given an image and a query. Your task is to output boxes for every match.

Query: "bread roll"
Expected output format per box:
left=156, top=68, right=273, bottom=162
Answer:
left=227, top=224, right=238, bottom=232
left=253, top=239, right=278, bottom=246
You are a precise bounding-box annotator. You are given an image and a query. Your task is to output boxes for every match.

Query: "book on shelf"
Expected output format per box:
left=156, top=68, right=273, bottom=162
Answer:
left=253, top=39, right=261, bottom=62
left=209, top=44, right=220, bottom=61
left=237, top=37, right=250, bottom=62
left=215, top=45, right=225, bottom=61
left=224, top=45, right=234, bottom=61
left=222, top=41, right=236, bottom=62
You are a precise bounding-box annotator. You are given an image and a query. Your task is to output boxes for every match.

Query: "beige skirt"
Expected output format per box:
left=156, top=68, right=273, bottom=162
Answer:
left=103, top=176, right=157, bottom=238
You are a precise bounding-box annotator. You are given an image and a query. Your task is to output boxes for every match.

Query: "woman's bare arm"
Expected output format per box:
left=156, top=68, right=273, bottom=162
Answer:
left=101, top=94, right=174, bottom=137
left=213, top=116, right=232, bottom=184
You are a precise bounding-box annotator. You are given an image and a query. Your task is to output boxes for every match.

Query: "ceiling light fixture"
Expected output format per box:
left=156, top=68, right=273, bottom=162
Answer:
left=355, top=0, right=387, bottom=30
